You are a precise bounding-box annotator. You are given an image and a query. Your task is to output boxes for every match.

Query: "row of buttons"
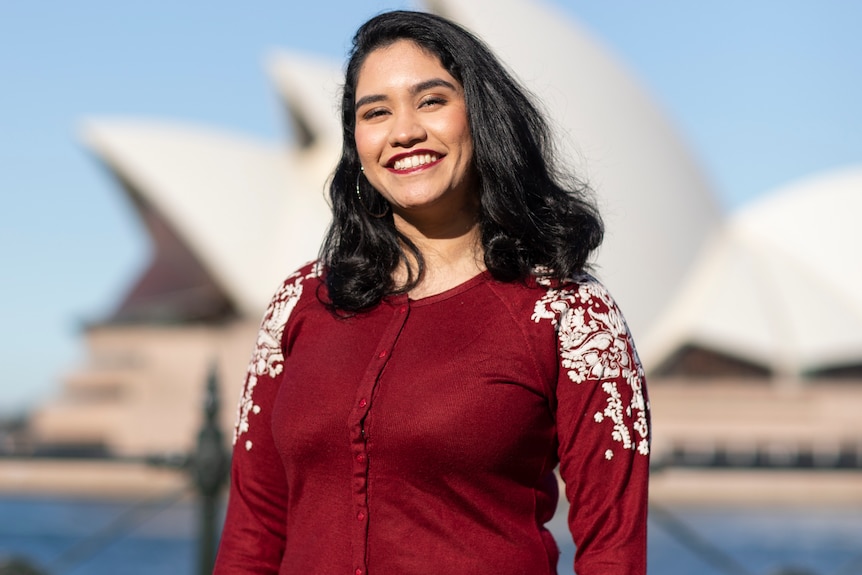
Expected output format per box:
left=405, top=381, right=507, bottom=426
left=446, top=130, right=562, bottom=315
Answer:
left=351, top=303, right=408, bottom=575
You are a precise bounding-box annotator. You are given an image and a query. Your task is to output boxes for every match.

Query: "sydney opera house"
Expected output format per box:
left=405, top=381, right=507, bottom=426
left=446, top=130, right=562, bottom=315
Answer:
left=19, top=0, right=862, bottom=502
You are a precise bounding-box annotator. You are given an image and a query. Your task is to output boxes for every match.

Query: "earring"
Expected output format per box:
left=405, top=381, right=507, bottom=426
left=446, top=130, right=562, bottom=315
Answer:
left=355, top=167, right=390, bottom=218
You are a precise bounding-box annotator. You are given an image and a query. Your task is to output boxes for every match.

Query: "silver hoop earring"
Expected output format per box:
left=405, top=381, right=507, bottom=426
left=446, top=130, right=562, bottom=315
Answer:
left=355, top=168, right=390, bottom=218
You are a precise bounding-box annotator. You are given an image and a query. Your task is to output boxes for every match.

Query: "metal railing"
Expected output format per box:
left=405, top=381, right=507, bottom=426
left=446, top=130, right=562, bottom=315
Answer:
left=0, top=363, right=230, bottom=575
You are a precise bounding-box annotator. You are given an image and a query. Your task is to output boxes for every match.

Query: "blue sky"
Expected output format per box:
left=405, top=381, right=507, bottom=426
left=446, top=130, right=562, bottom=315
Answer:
left=1, top=1, right=860, bottom=413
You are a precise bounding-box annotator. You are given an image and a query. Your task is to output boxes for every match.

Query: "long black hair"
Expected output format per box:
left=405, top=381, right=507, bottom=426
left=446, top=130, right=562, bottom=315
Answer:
left=320, top=10, right=603, bottom=312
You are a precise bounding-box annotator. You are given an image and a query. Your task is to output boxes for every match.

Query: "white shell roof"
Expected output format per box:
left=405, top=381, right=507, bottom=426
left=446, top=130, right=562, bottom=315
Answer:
left=82, top=119, right=333, bottom=316
left=82, top=0, right=721, bottom=353
left=267, top=51, right=344, bottom=150
left=428, top=0, right=721, bottom=347
left=645, top=167, right=862, bottom=376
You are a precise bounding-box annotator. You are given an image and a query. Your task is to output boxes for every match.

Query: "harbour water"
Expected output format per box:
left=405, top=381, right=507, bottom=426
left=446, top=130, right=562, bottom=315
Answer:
left=1, top=495, right=860, bottom=574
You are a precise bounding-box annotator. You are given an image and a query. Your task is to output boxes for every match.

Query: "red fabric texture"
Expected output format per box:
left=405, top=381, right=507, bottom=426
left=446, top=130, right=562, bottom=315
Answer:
left=214, top=262, right=650, bottom=575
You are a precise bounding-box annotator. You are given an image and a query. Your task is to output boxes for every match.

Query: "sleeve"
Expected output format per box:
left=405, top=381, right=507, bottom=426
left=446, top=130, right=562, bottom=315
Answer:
left=214, top=266, right=317, bottom=574
left=537, top=279, right=650, bottom=574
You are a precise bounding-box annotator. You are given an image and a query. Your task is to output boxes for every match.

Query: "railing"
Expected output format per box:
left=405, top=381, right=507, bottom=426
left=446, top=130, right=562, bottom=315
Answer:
left=649, top=443, right=862, bottom=575
left=0, top=363, right=230, bottom=575
left=652, top=443, right=862, bottom=472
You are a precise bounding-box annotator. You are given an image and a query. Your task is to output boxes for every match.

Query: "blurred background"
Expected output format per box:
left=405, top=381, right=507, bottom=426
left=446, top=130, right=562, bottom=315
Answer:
left=1, top=1, right=861, bottom=574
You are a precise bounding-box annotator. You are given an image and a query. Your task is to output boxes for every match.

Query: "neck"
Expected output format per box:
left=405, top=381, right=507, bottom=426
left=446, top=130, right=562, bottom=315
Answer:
left=392, top=204, right=485, bottom=299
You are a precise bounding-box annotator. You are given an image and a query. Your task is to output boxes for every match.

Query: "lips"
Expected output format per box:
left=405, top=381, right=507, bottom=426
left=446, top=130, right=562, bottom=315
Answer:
left=387, top=151, right=442, bottom=172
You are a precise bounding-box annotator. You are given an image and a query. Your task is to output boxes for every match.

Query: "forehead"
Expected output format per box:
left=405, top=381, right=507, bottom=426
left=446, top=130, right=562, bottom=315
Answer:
left=355, top=40, right=459, bottom=96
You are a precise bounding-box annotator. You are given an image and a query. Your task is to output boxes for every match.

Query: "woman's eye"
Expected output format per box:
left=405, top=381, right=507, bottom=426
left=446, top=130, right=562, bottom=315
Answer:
left=420, top=96, right=446, bottom=108
left=361, top=108, right=388, bottom=120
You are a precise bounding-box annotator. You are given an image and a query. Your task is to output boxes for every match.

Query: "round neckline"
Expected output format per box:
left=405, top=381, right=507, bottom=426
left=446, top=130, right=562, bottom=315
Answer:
left=398, top=269, right=491, bottom=307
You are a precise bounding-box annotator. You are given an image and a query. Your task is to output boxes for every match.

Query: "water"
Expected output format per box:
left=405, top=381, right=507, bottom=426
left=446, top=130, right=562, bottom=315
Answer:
left=0, top=495, right=198, bottom=575
left=0, top=495, right=860, bottom=574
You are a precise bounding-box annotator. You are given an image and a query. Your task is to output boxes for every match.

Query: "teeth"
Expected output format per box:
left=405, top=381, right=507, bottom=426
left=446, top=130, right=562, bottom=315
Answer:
left=393, top=153, right=438, bottom=170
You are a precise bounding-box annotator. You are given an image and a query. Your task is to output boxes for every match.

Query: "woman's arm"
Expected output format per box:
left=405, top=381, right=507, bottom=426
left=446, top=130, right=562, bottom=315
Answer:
left=214, top=364, right=289, bottom=574
left=535, top=278, right=650, bottom=574
left=214, top=264, right=319, bottom=574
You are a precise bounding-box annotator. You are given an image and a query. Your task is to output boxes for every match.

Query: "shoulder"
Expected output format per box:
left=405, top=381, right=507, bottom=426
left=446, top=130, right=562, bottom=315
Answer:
left=270, top=260, right=324, bottom=304
left=535, top=275, right=650, bottom=459
left=485, top=271, right=622, bottom=329
left=252, top=261, right=323, bottom=369
left=530, top=273, right=642, bottom=382
left=236, top=262, right=323, bottom=446
left=261, top=261, right=324, bottom=321
left=529, top=273, right=623, bottom=329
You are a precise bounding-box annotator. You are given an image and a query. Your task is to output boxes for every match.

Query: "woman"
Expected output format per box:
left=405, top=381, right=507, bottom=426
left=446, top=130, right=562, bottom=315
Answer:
left=215, top=10, right=649, bottom=575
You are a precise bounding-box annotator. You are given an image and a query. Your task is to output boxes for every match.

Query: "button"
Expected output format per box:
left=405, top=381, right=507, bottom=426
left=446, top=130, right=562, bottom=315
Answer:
left=355, top=569, right=363, bottom=575
left=378, top=350, right=387, bottom=358
left=358, top=398, right=368, bottom=408
left=356, top=453, right=366, bottom=463
left=399, top=305, right=408, bottom=314
left=357, top=511, right=366, bottom=521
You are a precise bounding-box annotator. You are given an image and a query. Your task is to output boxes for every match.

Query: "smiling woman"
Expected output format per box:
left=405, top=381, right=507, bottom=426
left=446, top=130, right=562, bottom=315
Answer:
left=354, top=40, right=479, bottom=297
left=214, top=10, right=650, bottom=575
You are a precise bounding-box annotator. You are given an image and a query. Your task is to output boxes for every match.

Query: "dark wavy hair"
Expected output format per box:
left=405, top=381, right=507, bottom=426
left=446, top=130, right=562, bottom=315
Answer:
left=320, top=10, right=603, bottom=312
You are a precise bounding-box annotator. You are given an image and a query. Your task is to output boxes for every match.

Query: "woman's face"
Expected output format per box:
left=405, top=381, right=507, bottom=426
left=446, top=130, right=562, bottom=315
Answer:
left=354, top=40, right=476, bottom=226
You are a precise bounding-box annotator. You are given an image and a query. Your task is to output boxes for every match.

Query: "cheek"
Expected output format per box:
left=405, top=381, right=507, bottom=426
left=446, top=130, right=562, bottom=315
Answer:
left=354, top=126, right=386, bottom=163
left=438, top=110, right=472, bottom=155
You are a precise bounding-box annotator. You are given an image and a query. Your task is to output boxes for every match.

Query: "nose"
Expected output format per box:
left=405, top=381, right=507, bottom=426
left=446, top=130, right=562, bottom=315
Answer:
left=388, top=109, right=426, bottom=148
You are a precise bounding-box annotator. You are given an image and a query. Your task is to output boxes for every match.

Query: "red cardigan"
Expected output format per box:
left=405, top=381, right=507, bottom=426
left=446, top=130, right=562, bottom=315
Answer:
left=214, top=262, right=649, bottom=575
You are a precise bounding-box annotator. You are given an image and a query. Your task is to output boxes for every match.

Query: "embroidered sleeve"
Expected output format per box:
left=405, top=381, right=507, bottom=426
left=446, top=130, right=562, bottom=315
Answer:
left=532, top=276, right=650, bottom=574
left=214, top=262, right=320, bottom=575
left=233, top=262, right=321, bottom=452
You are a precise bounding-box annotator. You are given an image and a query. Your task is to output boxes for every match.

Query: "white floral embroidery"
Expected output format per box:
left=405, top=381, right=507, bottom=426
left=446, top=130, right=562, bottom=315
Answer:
left=532, top=276, right=649, bottom=460
left=233, top=263, right=321, bottom=450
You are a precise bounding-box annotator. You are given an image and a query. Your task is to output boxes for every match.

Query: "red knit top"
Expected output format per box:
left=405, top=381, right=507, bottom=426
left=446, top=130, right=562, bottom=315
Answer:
left=214, top=262, right=650, bottom=575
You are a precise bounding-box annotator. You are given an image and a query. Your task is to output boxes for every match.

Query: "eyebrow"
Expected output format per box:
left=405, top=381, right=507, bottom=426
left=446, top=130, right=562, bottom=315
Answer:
left=355, top=78, right=458, bottom=110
